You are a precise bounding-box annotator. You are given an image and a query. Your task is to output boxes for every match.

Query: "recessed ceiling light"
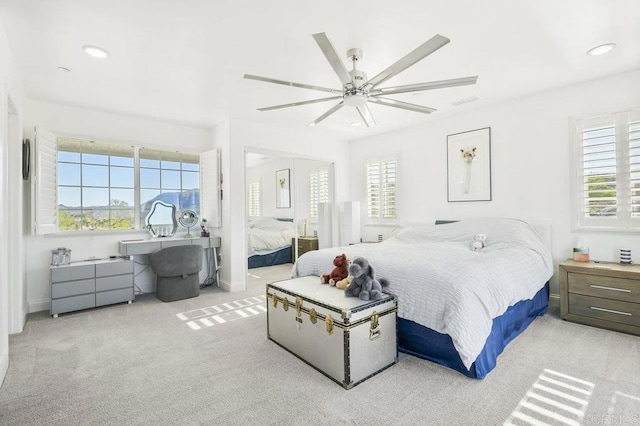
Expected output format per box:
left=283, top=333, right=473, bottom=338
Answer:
left=82, top=45, right=109, bottom=59
left=351, top=122, right=362, bottom=127
left=587, top=43, right=616, bottom=56
left=57, top=66, right=71, bottom=72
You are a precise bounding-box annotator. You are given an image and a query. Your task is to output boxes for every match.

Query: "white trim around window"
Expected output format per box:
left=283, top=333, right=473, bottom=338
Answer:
left=571, top=109, right=640, bottom=232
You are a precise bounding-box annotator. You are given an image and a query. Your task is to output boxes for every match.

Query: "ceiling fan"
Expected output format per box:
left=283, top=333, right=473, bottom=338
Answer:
left=244, top=33, right=478, bottom=127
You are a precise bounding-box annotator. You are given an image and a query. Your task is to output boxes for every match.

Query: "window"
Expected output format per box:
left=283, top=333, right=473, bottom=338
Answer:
left=57, top=138, right=135, bottom=231
left=309, top=168, right=329, bottom=218
left=139, top=148, right=200, bottom=224
left=55, top=137, right=200, bottom=232
left=247, top=179, right=261, bottom=217
left=573, top=110, right=640, bottom=230
left=366, top=158, right=397, bottom=221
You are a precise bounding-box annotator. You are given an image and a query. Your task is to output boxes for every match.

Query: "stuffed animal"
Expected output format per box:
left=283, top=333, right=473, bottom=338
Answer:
left=470, top=233, right=487, bottom=251
left=344, top=257, right=389, bottom=301
left=320, top=253, right=349, bottom=286
left=335, top=275, right=352, bottom=290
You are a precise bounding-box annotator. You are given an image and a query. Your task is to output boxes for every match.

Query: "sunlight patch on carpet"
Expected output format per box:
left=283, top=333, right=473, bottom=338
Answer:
left=176, top=295, right=267, bottom=330
left=600, top=391, right=640, bottom=426
left=504, top=369, right=594, bottom=426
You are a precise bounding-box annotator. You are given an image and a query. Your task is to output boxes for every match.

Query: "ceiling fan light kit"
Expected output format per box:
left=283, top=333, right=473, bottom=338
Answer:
left=244, top=32, right=478, bottom=127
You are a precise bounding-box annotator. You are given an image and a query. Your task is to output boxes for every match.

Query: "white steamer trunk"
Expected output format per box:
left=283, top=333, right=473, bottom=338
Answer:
left=267, top=276, right=398, bottom=389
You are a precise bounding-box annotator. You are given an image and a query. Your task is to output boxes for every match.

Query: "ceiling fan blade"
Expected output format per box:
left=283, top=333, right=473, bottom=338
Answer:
left=244, top=74, right=340, bottom=94
left=312, top=33, right=352, bottom=87
left=368, top=97, right=436, bottom=114
left=257, top=96, right=343, bottom=111
left=369, top=76, right=478, bottom=96
left=307, top=102, right=344, bottom=127
left=356, top=104, right=376, bottom=127
left=364, top=34, right=450, bottom=89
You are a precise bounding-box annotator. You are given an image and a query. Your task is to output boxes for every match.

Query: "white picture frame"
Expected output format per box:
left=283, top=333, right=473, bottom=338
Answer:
left=447, top=127, right=491, bottom=202
left=276, top=168, right=291, bottom=208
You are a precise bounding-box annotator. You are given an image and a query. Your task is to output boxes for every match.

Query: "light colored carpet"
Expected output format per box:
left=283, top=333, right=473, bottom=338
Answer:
left=1, top=274, right=639, bottom=425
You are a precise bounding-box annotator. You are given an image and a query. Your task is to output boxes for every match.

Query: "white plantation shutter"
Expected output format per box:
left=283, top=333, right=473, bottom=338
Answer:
left=33, top=127, right=57, bottom=234
left=366, top=157, right=397, bottom=220
left=629, top=117, right=640, bottom=218
left=318, top=168, right=329, bottom=204
left=381, top=160, right=397, bottom=219
left=247, top=179, right=261, bottom=217
left=309, top=172, right=319, bottom=218
left=309, top=168, right=329, bottom=218
left=200, top=149, right=221, bottom=227
left=574, top=110, right=640, bottom=230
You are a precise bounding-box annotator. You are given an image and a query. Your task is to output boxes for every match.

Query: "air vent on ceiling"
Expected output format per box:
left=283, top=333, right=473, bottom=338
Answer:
left=450, top=95, right=479, bottom=107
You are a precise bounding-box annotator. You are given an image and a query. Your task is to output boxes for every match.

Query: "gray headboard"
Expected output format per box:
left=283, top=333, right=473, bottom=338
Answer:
left=435, top=220, right=458, bottom=225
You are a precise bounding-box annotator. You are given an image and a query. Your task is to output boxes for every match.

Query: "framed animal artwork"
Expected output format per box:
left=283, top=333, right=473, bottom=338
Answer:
left=446, top=127, right=491, bottom=202
left=276, top=168, right=291, bottom=208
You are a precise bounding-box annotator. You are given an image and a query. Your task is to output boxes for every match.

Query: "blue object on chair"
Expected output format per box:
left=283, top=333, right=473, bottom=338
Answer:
left=149, top=245, right=203, bottom=302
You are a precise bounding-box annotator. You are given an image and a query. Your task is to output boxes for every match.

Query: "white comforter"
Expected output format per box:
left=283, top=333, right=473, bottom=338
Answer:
left=247, top=217, right=296, bottom=256
left=293, top=218, right=554, bottom=370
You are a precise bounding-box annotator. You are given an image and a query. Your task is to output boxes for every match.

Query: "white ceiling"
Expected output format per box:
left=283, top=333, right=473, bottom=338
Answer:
left=1, top=0, right=639, bottom=141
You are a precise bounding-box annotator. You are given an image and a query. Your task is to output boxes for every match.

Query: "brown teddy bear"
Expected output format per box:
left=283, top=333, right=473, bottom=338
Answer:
left=320, top=253, right=349, bottom=286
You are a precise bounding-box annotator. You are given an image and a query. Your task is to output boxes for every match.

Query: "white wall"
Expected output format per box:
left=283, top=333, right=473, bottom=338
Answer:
left=0, top=17, right=26, bottom=386
left=349, top=69, right=640, bottom=294
left=23, top=99, right=216, bottom=312
left=220, top=119, right=349, bottom=291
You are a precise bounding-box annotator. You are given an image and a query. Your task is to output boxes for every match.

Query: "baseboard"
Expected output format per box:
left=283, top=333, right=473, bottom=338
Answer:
left=0, top=352, right=7, bottom=388
left=219, top=279, right=245, bottom=292
left=28, top=298, right=49, bottom=314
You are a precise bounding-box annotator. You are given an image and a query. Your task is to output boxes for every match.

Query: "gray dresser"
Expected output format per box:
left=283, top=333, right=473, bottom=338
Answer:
left=50, top=258, right=134, bottom=317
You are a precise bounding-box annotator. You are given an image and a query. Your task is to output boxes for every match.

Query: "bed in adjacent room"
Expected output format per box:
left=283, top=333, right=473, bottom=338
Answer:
left=247, top=217, right=296, bottom=269
left=292, top=217, right=554, bottom=378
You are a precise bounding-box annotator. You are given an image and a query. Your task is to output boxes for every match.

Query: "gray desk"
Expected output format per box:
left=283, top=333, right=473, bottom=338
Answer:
left=118, top=236, right=221, bottom=285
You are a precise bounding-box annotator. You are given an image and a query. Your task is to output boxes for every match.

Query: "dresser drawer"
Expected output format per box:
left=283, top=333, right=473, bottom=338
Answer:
left=96, top=288, right=133, bottom=307
left=96, top=260, right=133, bottom=277
left=568, top=272, right=640, bottom=303
left=51, top=279, right=95, bottom=299
left=51, top=294, right=95, bottom=315
left=96, top=274, right=133, bottom=292
left=568, top=293, right=640, bottom=327
left=51, top=264, right=95, bottom=283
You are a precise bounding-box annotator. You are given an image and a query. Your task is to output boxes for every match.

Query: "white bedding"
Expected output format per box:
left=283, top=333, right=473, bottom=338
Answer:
left=247, top=217, right=296, bottom=256
left=293, top=218, right=554, bottom=370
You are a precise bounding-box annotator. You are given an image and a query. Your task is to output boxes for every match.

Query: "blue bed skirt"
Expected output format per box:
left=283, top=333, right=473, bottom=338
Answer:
left=248, top=246, right=292, bottom=269
left=398, top=282, right=550, bottom=379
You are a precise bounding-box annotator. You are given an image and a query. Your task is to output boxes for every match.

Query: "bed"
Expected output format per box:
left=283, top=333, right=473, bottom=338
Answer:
left=247, top=217, right=296, bottom=269
left=292, top=217, right=554, bottom=378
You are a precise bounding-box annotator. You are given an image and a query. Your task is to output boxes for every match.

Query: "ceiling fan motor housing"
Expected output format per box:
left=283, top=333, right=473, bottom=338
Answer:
left=348, top=69, right=368, bottom=88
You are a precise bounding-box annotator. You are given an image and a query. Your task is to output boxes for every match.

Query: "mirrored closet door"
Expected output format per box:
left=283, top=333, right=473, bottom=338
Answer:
left=245, top=150, right=334, bottom=287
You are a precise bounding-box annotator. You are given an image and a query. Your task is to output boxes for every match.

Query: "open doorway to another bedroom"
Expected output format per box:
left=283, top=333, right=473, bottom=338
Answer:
left=245, top=150, right=334, bottom=290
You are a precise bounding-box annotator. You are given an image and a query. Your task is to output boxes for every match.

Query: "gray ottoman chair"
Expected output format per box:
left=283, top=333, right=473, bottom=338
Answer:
left=149, top=245, right=203, bottom=302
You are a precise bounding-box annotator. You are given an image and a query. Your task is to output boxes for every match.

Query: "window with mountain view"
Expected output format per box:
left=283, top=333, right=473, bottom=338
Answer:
left=56, top=138, right=199, bottom=232
left=139, top=148, right=200, bottom=225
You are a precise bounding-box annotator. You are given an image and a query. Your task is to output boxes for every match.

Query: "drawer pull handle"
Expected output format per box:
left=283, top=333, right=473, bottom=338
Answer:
left=590, top=285, right=631, bottom=293
left=590, top=306, right=632, bottom=316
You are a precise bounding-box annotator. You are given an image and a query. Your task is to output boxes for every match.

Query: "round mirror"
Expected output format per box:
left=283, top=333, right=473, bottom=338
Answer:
left=178, top=209, right=199, bottom=238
